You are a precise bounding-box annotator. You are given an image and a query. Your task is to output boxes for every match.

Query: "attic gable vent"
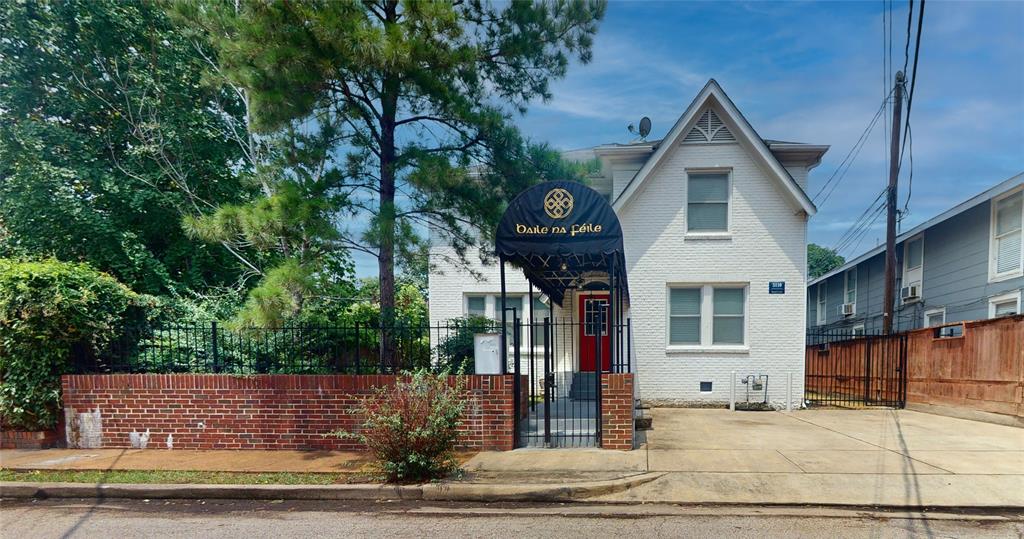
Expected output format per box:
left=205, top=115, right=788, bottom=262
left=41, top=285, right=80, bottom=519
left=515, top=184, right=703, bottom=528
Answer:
left=684, top=109, right=736, bottom=143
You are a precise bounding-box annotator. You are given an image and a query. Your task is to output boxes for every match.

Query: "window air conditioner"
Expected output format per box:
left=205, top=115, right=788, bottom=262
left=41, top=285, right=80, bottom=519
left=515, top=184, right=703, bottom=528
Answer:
left=840, top=303, right=855, bottom=316
left=901, top=284, right=920, bottom=301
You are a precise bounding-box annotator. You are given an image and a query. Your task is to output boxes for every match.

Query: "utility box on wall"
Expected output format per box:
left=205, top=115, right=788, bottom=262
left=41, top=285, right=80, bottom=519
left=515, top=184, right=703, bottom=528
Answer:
left=473, top=333, right=502, bottom=374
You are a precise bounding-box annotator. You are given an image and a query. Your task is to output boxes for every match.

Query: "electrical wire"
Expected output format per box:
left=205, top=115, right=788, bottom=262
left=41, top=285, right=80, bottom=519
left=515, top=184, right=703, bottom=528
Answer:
left=900, top=0, right=925, bottom=213
left=829, top=188, right=887, bottom=252
left=812, top=90, right=893, bottom=207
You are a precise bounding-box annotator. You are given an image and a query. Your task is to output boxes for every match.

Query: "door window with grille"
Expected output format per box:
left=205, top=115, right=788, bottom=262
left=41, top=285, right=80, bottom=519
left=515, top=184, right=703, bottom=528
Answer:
left=583, top=298, right=608, bottom=336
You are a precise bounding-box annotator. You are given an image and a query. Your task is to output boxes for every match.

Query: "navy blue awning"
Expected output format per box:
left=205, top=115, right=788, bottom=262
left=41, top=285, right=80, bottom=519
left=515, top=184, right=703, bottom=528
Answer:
left=496, top=181, right=628, bottom=304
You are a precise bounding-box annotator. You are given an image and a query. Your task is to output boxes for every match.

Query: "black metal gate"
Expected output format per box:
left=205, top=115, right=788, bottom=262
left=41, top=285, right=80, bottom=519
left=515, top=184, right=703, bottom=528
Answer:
left=805, top=330, right=907, bottom=408
left=508, top=307, right=631, bottom=448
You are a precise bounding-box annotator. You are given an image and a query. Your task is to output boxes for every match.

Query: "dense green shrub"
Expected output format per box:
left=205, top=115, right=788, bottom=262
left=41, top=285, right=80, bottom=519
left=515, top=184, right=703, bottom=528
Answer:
left=335, top=371, right=466, bottom=482
left=0, top=258, right=141, bottom=429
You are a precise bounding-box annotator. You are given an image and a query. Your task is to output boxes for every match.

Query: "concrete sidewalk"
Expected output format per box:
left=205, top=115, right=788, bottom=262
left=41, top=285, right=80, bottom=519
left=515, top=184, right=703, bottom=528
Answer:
left=1, top=448, right=378, bottom=474
left=3, top=409, right=1023, bottom=507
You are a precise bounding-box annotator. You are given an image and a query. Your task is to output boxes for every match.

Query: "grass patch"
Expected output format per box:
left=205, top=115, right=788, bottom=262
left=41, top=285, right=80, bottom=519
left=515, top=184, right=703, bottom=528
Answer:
left=0, top=469, right=379, bottom=485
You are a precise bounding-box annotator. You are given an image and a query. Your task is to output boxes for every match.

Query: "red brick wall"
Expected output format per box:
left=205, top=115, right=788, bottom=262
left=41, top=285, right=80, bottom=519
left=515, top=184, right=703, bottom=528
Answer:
left=1, top=429, right=61, bottom=449
left=61, top=374, right=519, bottom=451
left=600, top=373, right=634, bottom=450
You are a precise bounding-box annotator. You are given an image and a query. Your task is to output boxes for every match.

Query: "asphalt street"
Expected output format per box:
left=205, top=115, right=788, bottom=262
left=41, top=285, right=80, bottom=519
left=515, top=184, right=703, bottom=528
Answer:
left=2, top=498, right=1022, bottom=539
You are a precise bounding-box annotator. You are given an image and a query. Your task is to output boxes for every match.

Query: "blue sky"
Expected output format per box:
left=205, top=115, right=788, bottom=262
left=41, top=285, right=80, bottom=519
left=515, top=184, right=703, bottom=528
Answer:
left=352, top=0, right=1024, bottom=277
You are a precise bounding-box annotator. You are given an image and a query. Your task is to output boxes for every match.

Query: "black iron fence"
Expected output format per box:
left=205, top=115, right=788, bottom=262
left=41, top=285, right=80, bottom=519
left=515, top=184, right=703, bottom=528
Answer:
left=805, top=329, right=908, bottom=408
left=70, top=320, right=504, bottom=375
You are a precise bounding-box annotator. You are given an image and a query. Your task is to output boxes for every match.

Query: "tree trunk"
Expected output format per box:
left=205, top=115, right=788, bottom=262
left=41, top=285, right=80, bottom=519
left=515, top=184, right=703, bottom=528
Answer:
left=377, top=1, right=400, bottom=371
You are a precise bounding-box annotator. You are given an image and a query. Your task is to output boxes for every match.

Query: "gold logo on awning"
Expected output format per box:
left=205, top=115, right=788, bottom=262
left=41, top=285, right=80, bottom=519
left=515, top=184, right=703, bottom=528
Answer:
left=543, top=188, right=573, bottom=219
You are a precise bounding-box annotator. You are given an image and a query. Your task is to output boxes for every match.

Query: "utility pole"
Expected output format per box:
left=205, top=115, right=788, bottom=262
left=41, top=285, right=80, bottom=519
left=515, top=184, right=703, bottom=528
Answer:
left=882, top=71, right=905, bottom=335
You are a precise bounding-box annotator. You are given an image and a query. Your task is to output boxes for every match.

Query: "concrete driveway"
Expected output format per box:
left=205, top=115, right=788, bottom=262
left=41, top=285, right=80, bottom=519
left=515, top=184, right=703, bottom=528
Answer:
left=466, top=408, right=1024, bottom=507
left=643, top=408, right=1024, bottom=475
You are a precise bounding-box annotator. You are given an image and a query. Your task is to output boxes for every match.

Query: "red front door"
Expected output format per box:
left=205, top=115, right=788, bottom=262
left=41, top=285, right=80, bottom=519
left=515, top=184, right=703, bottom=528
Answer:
left=579, top=294, right=611, bottom=372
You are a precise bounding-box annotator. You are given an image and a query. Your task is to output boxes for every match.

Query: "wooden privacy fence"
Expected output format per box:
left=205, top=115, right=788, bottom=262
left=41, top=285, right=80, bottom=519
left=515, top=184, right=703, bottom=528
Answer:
left=905, top=315, right=1023, bottom=420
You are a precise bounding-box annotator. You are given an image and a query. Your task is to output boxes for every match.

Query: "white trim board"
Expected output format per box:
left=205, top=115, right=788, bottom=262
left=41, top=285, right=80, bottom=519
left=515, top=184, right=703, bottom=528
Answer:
left=612, top=79, right=818, bottom=217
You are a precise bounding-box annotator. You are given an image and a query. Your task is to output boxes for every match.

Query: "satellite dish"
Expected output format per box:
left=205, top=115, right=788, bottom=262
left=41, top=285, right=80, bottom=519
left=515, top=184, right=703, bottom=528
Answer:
left=638, top=117, right=652, bottom=139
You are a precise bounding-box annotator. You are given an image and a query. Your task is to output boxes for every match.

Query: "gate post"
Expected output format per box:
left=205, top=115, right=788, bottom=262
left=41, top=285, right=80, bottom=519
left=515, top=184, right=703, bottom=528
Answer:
left=594, top=304, right=603, bottom=444
left=543, top=317, right=551, bottom=448
left=864, top=333, right=873, bottom=405
left=513, top=315, right=522, bottom=449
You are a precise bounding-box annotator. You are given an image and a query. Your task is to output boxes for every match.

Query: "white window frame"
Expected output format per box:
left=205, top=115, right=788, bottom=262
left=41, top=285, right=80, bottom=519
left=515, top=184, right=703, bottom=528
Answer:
left=667, top=283, right=749, bottom=352
left=851, top=324, right=865, bottom=336
left=988, top=290, right=1021, bottom=319
left=816, top=282, right=827, bottom=326
left=684, top=169, right=732, bottom=237
left=667, top=287, right=702, bottom=345
left=924, top=307, right=946, bottom=328
left=902, top=234, right=924, bottom=302
left=988, top=187, right=1024, bottom=283
left=843, top=268, right=857, bottom=314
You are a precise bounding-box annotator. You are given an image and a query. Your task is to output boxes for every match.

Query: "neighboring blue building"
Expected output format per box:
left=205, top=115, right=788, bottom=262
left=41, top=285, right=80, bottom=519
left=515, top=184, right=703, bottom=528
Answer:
left=807, top=173, right=1024, bottom=334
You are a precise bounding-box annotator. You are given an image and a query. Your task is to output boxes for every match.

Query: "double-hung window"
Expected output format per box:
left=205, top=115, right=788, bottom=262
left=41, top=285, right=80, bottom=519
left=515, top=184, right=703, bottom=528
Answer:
left=669, top=285, right=747, bottom=348
left=816, top=282, right=827, bottom=326
left=989, top=291, right=1021, bottom=318
left=687, top=173, right=729, bottom=232
left=925, top=308, right=946, bottom=327
left=669, top=288, right=701, bottom=345
left=712, top=288, right=745, bottom=344
left=466, top=296, right=487, bottom=318
left=844, top=268, right=857, bottom=312
left=902, top=236, right=924, bottom=300
left=990, top=190, right=1023, bottom=281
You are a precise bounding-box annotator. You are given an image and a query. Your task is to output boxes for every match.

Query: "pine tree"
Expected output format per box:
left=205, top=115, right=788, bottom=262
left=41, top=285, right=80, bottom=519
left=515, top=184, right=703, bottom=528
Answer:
left=178, top=0, right=605, bottom=362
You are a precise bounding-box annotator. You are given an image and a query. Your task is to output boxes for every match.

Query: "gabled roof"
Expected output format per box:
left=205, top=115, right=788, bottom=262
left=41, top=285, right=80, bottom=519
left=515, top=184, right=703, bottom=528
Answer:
left=808, top=172, right=1024, bottom=286
left=611, top=79, right=819, bottom=216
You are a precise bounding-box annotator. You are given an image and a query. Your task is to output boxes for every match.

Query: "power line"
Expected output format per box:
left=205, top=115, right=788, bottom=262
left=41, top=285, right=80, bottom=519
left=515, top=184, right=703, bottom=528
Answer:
left=812, top=89, right=893, bottom=207
left=829, top=187, right=887, bottom=250
left=900, top=0, right=925, bottom=213
left=834, top=203, right=886, bottom=257
left=902, top=0, right=914, bottom=75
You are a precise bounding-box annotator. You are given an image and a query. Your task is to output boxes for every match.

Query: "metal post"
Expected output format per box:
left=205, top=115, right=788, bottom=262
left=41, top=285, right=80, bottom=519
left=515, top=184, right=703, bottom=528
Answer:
left=730, top=370, right=736, bottom=411
left=354, top=322, right=360, bottom=374
left=787, top=372, right=793, bottom=412
left=543, top=317, right=551, bottom=448
left=499, top=256, right=508, bottom=374
left=513, top=315, right=521, bottom=449
left=211, top=321, right=220, bottom=373
left=608, top=255, right=616, bottom=373
left=594, top=304, right=603, bottom=445
left=626, top=318, right=632, bottom=372
left=529, top=283, right=535, bottom=411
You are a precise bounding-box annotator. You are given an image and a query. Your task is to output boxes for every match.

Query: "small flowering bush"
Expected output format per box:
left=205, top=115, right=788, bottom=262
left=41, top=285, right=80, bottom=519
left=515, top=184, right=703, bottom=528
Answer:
left=336, top=370, right=466, bottom=482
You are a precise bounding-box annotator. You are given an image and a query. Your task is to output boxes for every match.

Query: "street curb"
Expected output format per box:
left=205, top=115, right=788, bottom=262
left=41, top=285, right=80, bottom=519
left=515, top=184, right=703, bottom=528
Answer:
left=0, top=473, right=664, bottom=503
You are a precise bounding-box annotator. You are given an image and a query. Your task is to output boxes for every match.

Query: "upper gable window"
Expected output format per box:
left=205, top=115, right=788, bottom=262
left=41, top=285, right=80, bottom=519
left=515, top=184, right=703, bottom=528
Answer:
left=683, top=109, right=736, bottom=143
left=687, top=172, right=729, bottom=232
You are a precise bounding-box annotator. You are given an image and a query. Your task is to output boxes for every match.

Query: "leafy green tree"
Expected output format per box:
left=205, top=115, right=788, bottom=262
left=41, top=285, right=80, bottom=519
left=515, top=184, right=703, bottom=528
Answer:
left=177, top=0, right=606, bottom=362
left=0, top=258, right=142, bottom=430
left=808, top=243, right=846, bottom=279
left=0, top=0, right=256, bottom=295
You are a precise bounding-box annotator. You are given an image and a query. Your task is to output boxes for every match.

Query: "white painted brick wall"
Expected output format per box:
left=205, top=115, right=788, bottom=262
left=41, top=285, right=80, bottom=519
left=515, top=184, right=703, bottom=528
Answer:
left=428, top=140, right=810, bottom=409
left=619, top=141, right=807, bottom=408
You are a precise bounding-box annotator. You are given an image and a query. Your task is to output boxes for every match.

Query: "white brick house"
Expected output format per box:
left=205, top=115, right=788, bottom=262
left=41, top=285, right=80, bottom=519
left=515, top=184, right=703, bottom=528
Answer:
left=429, top=80, right=827, bottom=408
